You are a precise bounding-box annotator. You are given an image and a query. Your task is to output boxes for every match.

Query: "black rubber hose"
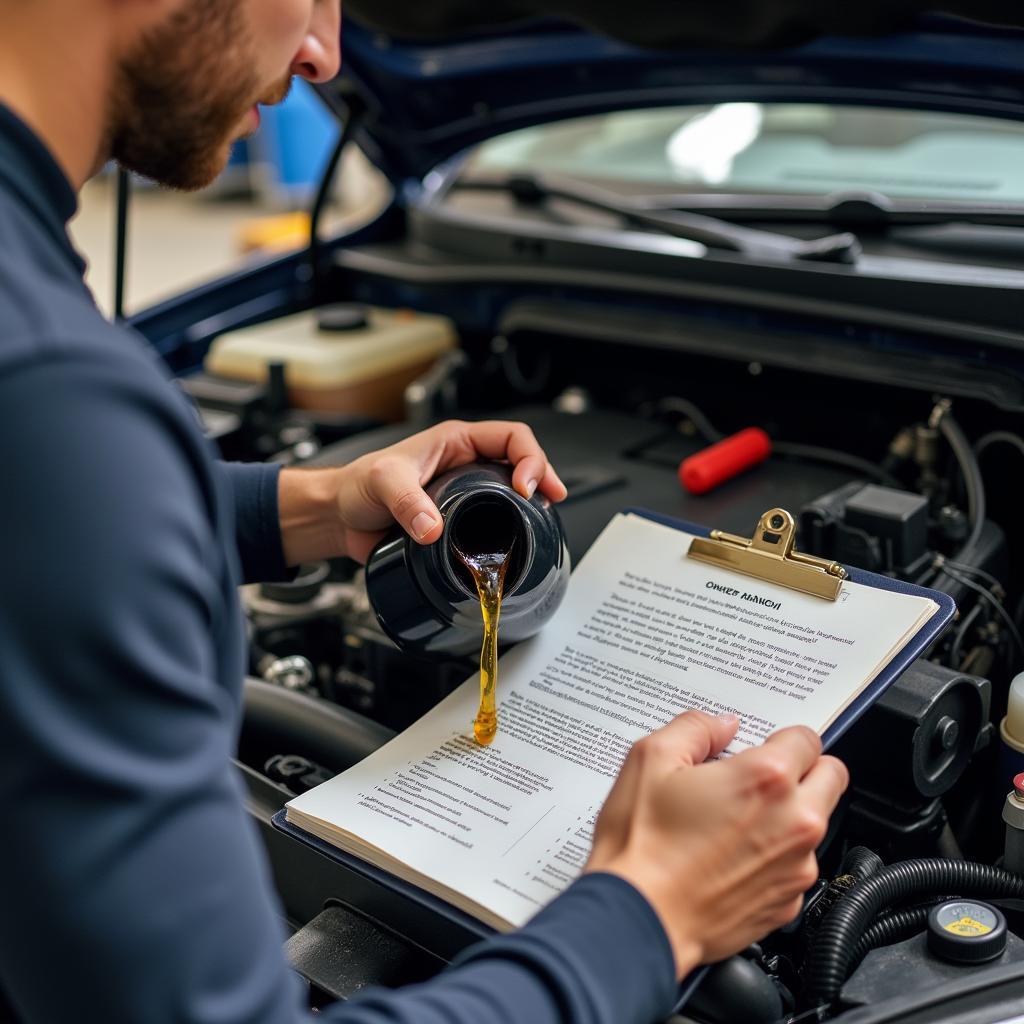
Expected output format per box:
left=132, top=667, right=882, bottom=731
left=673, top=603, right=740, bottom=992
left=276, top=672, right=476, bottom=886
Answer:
left=799, top=849, right=884, bottom=971
left=804, top=859, right=1024, bottom=1006
left=772, top=442, right=903, bottom=489
left=925, top=408, right=986, bottom=598
left=938, top=410, right=986, bottom=558
left=852, top=906, right=931, bottom=964
left=839, top=846, right=884, bottom=882
left=240, top=678, right=395, bottom=775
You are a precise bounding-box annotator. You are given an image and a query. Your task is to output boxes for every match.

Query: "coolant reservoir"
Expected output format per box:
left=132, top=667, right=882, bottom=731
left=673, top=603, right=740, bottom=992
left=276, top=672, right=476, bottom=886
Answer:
left=1004, top=673, right=1024, bottom=751
left=999, top=672, right=1024, bottom=786
left=205, top=304, right=457, bottom=420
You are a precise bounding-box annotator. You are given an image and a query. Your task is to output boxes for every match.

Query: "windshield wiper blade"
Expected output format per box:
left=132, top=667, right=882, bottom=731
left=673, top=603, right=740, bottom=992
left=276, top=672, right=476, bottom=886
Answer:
left=624, top=190, right=1024, bottom=230
left=450, top=174, right=861, bottom=265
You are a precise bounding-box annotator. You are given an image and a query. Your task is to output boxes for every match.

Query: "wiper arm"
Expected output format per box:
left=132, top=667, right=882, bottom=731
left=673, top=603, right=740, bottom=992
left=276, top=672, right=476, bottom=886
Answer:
left=451, top=174, right=861, bottom=265
left=623, top=189, right=1024, bottom=231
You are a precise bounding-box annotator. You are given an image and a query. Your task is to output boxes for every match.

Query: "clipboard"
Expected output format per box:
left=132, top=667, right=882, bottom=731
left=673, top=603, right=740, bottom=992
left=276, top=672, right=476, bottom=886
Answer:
left=625, top=505, right=957, bottom=750
left=273, top=504, right=957, bottom=993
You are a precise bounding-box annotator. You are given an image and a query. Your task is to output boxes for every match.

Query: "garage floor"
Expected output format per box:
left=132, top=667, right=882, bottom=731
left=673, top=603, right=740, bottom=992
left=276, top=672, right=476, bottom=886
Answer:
left=70, top=153, right=387, bottom=319
left=70, top=177, right=260, bottom=317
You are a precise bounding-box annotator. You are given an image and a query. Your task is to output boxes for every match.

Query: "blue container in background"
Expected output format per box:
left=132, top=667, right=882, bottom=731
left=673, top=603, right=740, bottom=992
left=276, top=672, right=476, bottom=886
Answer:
left=251, top=81, right=339, bottom=207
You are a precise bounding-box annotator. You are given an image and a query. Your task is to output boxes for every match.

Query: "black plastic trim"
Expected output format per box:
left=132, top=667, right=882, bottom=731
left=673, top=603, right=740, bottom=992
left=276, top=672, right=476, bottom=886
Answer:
left=834, top=957, right=1024, bottom=1023
left=333, top=247, right=1024, bottom=410
left=410, top=202, right=1024, bottom=341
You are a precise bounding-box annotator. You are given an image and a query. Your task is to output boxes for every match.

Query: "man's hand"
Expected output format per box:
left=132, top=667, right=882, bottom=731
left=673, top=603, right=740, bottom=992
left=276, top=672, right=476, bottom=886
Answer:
left=586, top=711, right=848, bottom=979
left=278, top=420, right=567, bottom=566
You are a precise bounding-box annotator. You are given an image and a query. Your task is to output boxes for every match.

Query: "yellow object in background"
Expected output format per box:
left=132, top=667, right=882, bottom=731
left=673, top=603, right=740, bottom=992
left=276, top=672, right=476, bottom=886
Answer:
left=236, top=212, right=312, bottom=255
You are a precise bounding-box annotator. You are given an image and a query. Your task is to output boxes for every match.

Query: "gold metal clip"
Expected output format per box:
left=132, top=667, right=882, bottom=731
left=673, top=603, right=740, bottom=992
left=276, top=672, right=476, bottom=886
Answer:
left=687, top=507, right=847, bottom=601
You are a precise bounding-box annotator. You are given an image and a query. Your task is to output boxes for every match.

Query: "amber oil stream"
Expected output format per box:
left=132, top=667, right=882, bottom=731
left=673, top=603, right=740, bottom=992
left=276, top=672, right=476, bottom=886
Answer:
left=454, top=541, right=514, bottom=746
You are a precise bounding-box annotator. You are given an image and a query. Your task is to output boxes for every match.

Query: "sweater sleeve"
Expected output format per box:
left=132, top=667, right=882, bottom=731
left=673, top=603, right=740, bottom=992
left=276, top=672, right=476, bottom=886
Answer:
left=0, top=354, right=678, bottom=1024
left=217, top=461, right=290, bottom=583
left=325, top=872, right=678, bottom=1024
left=0, top=354, right=308, bottom=1023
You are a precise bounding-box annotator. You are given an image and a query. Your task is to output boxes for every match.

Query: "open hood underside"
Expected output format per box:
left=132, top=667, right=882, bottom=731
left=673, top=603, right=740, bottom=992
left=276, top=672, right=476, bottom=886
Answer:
left=345, top=0, right=1024, bottom=47
left=329, top=5, right=1024, bottom=184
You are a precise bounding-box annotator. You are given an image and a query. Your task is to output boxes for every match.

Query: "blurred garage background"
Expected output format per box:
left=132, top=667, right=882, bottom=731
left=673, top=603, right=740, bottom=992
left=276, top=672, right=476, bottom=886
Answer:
left=70, top=81, right=388, bottom=317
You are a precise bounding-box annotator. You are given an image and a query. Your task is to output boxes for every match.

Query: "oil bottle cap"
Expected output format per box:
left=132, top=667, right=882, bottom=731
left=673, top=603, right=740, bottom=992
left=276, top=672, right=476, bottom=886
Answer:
left=927, top=900, right=1007, bottom=964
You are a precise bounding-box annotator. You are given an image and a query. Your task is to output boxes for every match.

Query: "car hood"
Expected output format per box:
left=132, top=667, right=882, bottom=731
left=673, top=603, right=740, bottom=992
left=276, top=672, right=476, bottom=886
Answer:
left=333, top=2, right=1024, bottom=182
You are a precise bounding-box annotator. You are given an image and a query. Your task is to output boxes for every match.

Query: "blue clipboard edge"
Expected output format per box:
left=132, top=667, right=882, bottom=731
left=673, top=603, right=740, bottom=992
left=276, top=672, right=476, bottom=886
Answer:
left=621, top=506, right=958, bottom=751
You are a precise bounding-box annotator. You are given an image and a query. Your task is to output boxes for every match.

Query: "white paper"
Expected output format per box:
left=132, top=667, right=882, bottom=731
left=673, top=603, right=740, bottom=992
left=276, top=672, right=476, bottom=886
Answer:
left=287, top=513, right=936, bottom=928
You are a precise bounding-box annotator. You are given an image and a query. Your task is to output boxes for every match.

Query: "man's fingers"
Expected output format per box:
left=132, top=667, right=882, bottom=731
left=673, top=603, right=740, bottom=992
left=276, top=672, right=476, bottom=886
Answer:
left=345, top=528, right=388, bottom=566
left=511, top=459, right=568, bottom=503
left=591, top=746, right=644, bottom=844
left=703, top=711, right=740, bottom=758
left=362, top=419, right=566, bottom=548
left=796, top=755, right=850, bottom=819
left=540, top=463, right=568, bottom=501
left=510, top=454, right=549, bottom=499
left=451, top=421, right=568, bottom=502
left=758, top=726, right=823, bottom=783
left=646, top=710, right=739, bottom=771
left=455, top=420, right=544, bottom=464
left=595, top=711, right=736, bottom=849
left=369, top=459, right=444, bottom=545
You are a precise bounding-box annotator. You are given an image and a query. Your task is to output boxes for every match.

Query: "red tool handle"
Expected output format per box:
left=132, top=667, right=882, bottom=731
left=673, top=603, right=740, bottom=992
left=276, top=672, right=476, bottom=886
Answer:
left=678, top=427, right=772, bottom=495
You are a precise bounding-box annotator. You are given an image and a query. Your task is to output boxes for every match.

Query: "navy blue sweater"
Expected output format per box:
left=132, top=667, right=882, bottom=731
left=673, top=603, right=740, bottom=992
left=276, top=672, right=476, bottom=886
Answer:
left=0, top=105, right=677, bottom=1023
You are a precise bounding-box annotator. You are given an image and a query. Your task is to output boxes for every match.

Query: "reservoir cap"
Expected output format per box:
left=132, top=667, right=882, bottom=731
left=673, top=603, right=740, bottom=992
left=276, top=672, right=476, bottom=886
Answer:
left=317, top=304, right=370, bottom=333
left=927, top=900, right=1007, bottom=964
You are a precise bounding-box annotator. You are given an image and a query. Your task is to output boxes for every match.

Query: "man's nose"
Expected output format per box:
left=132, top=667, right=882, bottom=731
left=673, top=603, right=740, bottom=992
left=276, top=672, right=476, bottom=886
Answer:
left=291, top=8, right=342, bottom=84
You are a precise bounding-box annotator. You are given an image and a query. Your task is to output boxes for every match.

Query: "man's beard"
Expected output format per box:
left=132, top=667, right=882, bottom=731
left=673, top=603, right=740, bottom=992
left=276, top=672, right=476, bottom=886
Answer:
left=107, top=0, right=284, bottom=191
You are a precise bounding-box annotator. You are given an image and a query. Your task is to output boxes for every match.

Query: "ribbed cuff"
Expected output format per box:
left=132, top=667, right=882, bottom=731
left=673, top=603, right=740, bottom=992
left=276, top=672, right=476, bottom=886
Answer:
left=220, top=461, right=290, bottom=584
left=452, top=873, right=678, bottom=1024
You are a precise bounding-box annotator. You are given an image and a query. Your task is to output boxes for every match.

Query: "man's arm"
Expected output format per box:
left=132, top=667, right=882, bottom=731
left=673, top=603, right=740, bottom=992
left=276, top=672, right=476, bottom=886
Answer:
left=0, top=355, right=680, bottom=1024
left=276, top=420, right=568, bottom=567
left=217, top=460, right=290, bottom=583
left=332, top=874, right=677, bottom=1024
left=0, top=355, right=845, bottom=1022
left=222, top=420, right=567, bottom=581
left=0, top=356, right=323, bottom=1019
left=0, top=356, right=307, bottom=1021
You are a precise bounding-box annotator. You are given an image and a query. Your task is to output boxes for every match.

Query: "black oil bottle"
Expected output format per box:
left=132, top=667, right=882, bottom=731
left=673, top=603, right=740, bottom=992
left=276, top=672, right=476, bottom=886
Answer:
left=364, top=462, right=571, bottom=657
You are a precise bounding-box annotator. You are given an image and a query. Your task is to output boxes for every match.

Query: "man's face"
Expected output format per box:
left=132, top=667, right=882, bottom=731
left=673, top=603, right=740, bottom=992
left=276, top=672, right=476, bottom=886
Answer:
left=108, top=0, right=341, bottom=191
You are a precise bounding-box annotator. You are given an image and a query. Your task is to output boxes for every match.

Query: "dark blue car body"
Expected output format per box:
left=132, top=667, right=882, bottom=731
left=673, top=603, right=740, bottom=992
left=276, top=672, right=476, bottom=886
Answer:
left=140, top=11, right=1024, bottom=1022
left=133, top=13, right=1024, bottom=391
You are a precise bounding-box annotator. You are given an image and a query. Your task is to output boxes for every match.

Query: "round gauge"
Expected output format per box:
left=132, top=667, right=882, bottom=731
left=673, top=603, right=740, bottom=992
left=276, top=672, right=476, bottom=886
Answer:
left=927, top=900, right=1007, bottom=964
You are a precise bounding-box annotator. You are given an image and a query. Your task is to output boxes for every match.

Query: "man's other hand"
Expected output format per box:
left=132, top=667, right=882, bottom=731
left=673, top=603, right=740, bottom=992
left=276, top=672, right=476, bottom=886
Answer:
left=585, top=711, right=849, bottom=979
left=279, top=420, right=567, bottom=566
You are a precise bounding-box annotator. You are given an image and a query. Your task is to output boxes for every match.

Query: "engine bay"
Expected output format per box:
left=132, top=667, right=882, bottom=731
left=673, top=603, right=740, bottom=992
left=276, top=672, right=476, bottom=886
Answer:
left=186, top=282, right=1024, bottom=1021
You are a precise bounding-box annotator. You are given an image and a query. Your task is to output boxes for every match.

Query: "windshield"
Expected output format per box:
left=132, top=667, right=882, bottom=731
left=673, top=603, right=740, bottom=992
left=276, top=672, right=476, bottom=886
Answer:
left=465, top=104, right=1024, bottom=203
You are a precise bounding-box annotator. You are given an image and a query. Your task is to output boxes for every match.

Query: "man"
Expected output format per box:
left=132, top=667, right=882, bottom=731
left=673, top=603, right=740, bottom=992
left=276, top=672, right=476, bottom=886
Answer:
left=0, top=2, right=848, bottom=1021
